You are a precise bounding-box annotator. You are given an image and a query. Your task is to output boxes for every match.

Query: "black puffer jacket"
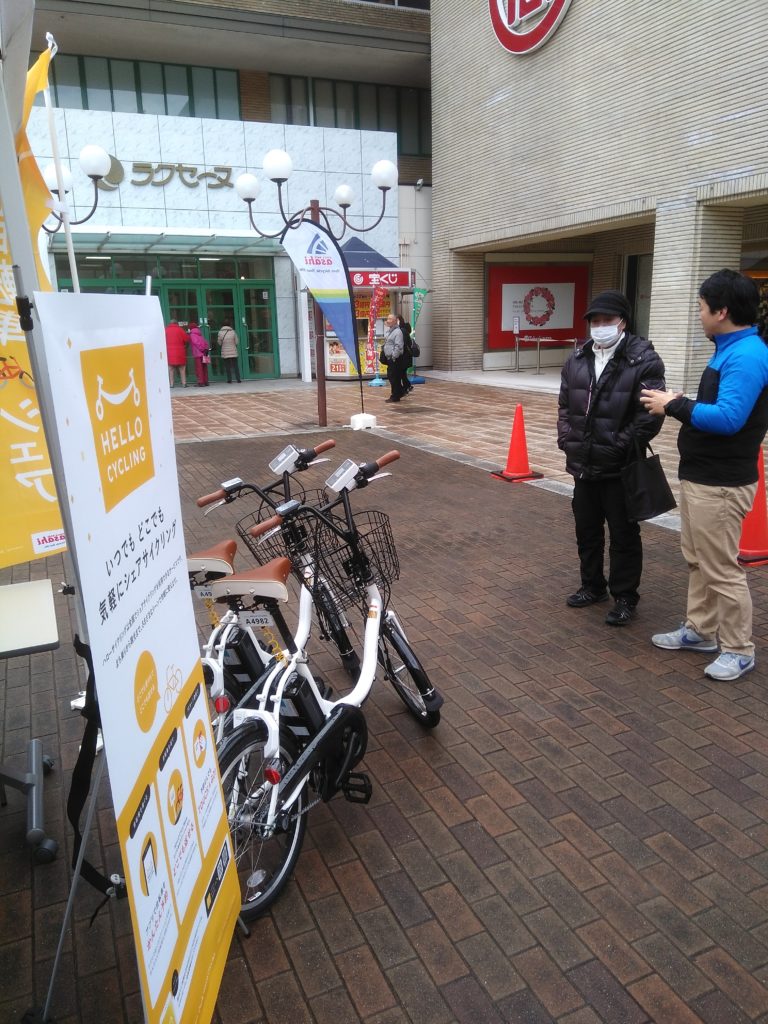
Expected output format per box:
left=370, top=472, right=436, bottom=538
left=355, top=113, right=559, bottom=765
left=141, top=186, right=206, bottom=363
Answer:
left=557, top=332, right=665, bottom=479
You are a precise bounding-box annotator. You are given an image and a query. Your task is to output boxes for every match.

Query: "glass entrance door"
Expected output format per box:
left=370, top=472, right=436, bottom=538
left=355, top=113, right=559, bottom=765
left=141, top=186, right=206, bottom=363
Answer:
left=202, top=286, right=238, bottom=381
left=160, top=281, right=278, bottom=381
left=242, top=286, right=279, bottom=377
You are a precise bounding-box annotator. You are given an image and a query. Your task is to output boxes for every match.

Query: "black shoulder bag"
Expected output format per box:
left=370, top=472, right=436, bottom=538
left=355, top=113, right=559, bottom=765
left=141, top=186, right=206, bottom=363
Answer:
left=620, top=438, right=677, bottom=521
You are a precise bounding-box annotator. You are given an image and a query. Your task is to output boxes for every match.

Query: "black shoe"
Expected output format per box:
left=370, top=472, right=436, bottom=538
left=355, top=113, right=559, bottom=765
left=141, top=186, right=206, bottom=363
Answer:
left=605, top=598, right=636, bottom=627
left=385, top=397, right=400, bottom=403
left=566, top=587, right=608, bottom=608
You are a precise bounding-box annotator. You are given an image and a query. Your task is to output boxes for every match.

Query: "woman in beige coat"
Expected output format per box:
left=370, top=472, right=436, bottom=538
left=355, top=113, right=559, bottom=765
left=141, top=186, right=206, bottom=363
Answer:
left=217, top=318, right=241, bottom=383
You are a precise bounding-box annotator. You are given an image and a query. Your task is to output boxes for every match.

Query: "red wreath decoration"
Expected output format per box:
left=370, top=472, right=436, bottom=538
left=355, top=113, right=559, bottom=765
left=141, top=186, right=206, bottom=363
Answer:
left=523, top=286, right=556, bottom=327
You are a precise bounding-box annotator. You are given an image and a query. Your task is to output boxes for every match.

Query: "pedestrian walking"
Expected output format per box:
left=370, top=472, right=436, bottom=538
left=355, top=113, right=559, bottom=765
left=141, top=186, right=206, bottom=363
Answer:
left=382, top=313, right=405, bottom=403
left=217, top=318, right=241, bottom=383
left=558, top=290, right=666, bottom=626
left=165, top=320, right=189, bottom=388
left=641, top=268, right=768, bottom=680
left=189, top=321, right=210, bottom=387
left=398, top=315, right=414, bottom=396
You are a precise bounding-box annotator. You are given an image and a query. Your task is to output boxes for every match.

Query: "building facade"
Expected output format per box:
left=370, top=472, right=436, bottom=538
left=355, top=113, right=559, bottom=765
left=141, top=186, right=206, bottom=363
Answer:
left=430, top=0, right=768, bottom=390
left=29, top=0, right=433, bottom=381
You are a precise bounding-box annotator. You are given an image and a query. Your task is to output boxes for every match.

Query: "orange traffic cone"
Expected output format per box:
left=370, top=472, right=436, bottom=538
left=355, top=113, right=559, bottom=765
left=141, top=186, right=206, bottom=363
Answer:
left=739, top=448, right=768, bottom=566
left=491, top=404, right=543, bottom=483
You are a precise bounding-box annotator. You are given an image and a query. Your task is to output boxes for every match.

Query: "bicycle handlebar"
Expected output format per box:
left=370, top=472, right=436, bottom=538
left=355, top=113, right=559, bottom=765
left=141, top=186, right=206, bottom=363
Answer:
left=376, top=450, right=400, bottom=470
left=248, top=514, right=283, bottom=538
left=311, top=439, right=336, bottom=456
left=197, top=488, right=226, bottom=508
left=356, top=450, right=400, bottom=483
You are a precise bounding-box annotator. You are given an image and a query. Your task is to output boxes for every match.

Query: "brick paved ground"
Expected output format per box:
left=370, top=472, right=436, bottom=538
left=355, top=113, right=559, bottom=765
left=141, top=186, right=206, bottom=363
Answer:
left=3, top=379, right=768, bottom=1023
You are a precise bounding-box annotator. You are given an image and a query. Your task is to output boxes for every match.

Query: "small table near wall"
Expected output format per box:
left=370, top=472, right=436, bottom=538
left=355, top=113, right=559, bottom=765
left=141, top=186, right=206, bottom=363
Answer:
left=0, top=579, right=60, bottom=862
left=512, top=336, right=578, bottom=374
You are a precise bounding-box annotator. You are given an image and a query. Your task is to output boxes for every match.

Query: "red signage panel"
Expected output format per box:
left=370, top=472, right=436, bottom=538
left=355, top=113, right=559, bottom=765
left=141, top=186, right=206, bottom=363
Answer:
left=349, top=269, right=413, bottom=288
left=487, top=263, right=589, bottom=351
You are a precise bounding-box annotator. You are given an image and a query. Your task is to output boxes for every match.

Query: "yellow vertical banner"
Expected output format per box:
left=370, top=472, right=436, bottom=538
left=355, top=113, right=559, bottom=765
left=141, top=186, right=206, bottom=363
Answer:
left=0, top=48, right=64, bottom=568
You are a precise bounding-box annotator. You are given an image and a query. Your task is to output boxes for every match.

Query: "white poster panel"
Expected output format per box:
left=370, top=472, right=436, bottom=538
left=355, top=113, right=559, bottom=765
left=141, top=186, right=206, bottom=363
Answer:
left=34, top=291, right=239, bottom=1024
left=501, top=281, right=575, bottom=332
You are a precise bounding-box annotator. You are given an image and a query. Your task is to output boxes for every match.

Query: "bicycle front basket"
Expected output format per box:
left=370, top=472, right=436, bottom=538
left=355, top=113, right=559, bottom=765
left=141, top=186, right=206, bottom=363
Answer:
left=235, top=488, right=329, bottom=567
left=309, top=508, right=399, bottom=612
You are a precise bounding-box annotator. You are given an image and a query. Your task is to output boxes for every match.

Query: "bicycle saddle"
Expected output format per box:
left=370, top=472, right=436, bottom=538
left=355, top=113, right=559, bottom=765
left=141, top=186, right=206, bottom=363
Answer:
left=187, top=539, right=237, bottom=581
left=210, top=557, right=292, bottom=604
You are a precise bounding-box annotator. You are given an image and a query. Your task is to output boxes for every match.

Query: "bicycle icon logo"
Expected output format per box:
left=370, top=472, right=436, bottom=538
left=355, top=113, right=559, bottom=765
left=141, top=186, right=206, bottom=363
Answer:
left=0, top=354, right=35, bottom=390
left=94, top=367, right=141, bottom=421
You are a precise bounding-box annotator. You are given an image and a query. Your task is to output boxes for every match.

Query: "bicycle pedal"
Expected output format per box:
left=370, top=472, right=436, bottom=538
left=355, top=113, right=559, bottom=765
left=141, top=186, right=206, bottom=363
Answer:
left=341, top=771, right=372, bottom=804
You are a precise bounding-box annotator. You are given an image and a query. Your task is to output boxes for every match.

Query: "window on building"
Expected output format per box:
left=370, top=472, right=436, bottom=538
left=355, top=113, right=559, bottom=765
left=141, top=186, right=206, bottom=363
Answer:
left=45, top=56, right=240, bottom=120
left=270, top=75, right=431, bottom=156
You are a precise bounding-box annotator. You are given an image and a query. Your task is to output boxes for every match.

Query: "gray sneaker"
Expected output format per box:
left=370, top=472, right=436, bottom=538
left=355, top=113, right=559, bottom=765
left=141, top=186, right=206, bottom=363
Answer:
left=651, top=624, right=718, bottom=652
left=704, top=652, right=755, bottom=681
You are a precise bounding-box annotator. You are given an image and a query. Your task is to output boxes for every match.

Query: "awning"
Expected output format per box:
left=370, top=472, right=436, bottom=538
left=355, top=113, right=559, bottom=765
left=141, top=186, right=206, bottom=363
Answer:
left=340, top=236, right=397, bottom=269
left=49, top=226, right=281, bottom=256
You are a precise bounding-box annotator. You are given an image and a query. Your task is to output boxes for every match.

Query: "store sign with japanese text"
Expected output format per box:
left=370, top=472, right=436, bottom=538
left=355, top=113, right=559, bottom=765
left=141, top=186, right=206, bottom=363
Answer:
left=350, top=269, right=413, bottom=289
left=35, top=291, right=239, bottom=1024
left=490, top=0, right=573, bottom=54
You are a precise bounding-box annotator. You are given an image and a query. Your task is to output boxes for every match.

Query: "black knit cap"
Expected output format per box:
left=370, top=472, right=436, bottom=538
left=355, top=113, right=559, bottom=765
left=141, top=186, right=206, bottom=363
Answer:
left=583, top=290, right=632, bottom=322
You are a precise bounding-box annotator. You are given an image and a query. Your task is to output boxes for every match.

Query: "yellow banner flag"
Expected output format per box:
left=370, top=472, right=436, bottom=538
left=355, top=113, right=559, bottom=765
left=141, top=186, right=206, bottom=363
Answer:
left=0, top=48, right=64, bottom=568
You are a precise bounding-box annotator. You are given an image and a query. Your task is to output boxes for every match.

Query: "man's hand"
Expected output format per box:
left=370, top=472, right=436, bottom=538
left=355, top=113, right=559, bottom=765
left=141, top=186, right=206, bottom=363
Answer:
left=640, top=388, right=682, bottom=416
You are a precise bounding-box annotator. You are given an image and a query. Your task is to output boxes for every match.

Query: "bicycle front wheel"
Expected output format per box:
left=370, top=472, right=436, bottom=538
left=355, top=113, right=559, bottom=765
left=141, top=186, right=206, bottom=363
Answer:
left=379, top=617, right=441, bottom=728
left=314, top=584, right=361, bottom=680
left=217, top=723, right=307, bottom=921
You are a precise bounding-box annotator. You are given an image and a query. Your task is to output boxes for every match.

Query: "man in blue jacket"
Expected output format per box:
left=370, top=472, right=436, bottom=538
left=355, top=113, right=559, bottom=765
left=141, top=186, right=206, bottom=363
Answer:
left=641, top=269, right=768, bottom=681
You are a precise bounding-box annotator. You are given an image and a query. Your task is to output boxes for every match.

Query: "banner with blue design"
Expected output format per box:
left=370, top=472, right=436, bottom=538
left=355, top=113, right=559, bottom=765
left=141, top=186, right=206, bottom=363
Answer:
left=280, top=220, right=360, bottom=375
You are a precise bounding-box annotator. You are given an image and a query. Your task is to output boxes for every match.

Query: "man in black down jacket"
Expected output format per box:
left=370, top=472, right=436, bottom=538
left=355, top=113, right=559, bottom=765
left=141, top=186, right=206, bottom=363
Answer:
left=557, top=290, right=666, bottom=626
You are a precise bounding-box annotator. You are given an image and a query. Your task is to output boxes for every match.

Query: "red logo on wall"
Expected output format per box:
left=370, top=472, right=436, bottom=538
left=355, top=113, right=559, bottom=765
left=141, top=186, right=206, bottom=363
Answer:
left=523, top=286, right=555, bottom=327
left=489, top=0, right=573, bottom=54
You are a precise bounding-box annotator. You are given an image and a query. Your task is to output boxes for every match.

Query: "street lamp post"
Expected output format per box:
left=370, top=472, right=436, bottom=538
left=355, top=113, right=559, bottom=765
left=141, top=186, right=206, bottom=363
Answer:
left=235, top=150, right=398, bottom=428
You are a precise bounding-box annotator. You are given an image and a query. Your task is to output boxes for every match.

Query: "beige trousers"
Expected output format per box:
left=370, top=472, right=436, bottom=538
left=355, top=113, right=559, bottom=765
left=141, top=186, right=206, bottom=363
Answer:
left=680, top=479, right=757, bottom=657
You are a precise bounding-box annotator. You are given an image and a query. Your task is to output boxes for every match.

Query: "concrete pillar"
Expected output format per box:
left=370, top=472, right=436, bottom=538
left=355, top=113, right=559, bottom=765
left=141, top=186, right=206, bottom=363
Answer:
left=649, top=199, right=744, bottom=392
left=431, top=242, right=484, bottom=370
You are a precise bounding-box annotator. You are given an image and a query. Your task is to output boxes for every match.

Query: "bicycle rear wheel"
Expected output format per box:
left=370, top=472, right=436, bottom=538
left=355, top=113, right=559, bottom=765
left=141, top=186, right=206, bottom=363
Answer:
left=378, top=617, right=441, bottom=728
left=217, top=723, right=307, bottom=920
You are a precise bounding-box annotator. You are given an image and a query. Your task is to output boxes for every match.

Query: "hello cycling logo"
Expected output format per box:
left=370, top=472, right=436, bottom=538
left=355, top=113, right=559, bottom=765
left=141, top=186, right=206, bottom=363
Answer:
left=489, top=0, right=573, bottom=54
left=81, top=344, right=155, bottom=512
left=304, top=233, right=333, bottom=267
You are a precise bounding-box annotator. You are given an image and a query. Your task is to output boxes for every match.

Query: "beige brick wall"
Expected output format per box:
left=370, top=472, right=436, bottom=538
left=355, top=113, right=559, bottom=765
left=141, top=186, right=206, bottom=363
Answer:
left=431, top=0, right=768, bottom=372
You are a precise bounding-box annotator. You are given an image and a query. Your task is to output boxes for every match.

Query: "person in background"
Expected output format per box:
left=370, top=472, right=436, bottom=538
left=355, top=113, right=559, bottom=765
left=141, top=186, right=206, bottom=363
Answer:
left=188, top=321, right=210, bottom=387
left=641, top=269, right=768, bottom=681
left=217, top=317, right=241, bottom=384
left=558, top=290, right=665, bottom=626
left=382, top=313, right=405, bottom=403
left=398, top=314, right=414, bottom=396
left=165, top=320, right=189, bottom=388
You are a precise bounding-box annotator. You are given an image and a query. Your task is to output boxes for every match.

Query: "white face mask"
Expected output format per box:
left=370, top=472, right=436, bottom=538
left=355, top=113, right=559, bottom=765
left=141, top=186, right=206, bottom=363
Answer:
left=590, top=323, right=622, bottom=347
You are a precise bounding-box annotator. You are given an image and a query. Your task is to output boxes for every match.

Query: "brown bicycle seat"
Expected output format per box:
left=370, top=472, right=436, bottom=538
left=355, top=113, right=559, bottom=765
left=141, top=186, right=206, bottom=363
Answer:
left=210, top=557, right=292, bottom=604
left=187, top=539, right=238, bottom=581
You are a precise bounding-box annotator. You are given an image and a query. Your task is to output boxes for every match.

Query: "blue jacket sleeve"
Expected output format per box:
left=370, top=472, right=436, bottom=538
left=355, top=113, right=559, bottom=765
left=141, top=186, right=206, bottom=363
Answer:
left=691, top=344, right=768, bottom=434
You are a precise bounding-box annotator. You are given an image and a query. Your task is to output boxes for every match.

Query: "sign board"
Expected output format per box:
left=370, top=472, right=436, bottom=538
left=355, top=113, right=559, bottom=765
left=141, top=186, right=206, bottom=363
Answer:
left=487, top=263, right=589, bottom=350
left=280, top=220, right=359, bottom=372
left=350, top=269, right=413, bottom=289
left=489, top=0, right=573, bottom=54
left=35, top=291, right=239, bottom=1024
left=0, top=48, right=65, bottom=569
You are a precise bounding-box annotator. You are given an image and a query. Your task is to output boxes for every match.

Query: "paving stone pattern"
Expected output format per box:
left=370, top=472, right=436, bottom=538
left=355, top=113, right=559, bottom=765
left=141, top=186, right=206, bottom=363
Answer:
left=3, top=382, right=768, bottom=1023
